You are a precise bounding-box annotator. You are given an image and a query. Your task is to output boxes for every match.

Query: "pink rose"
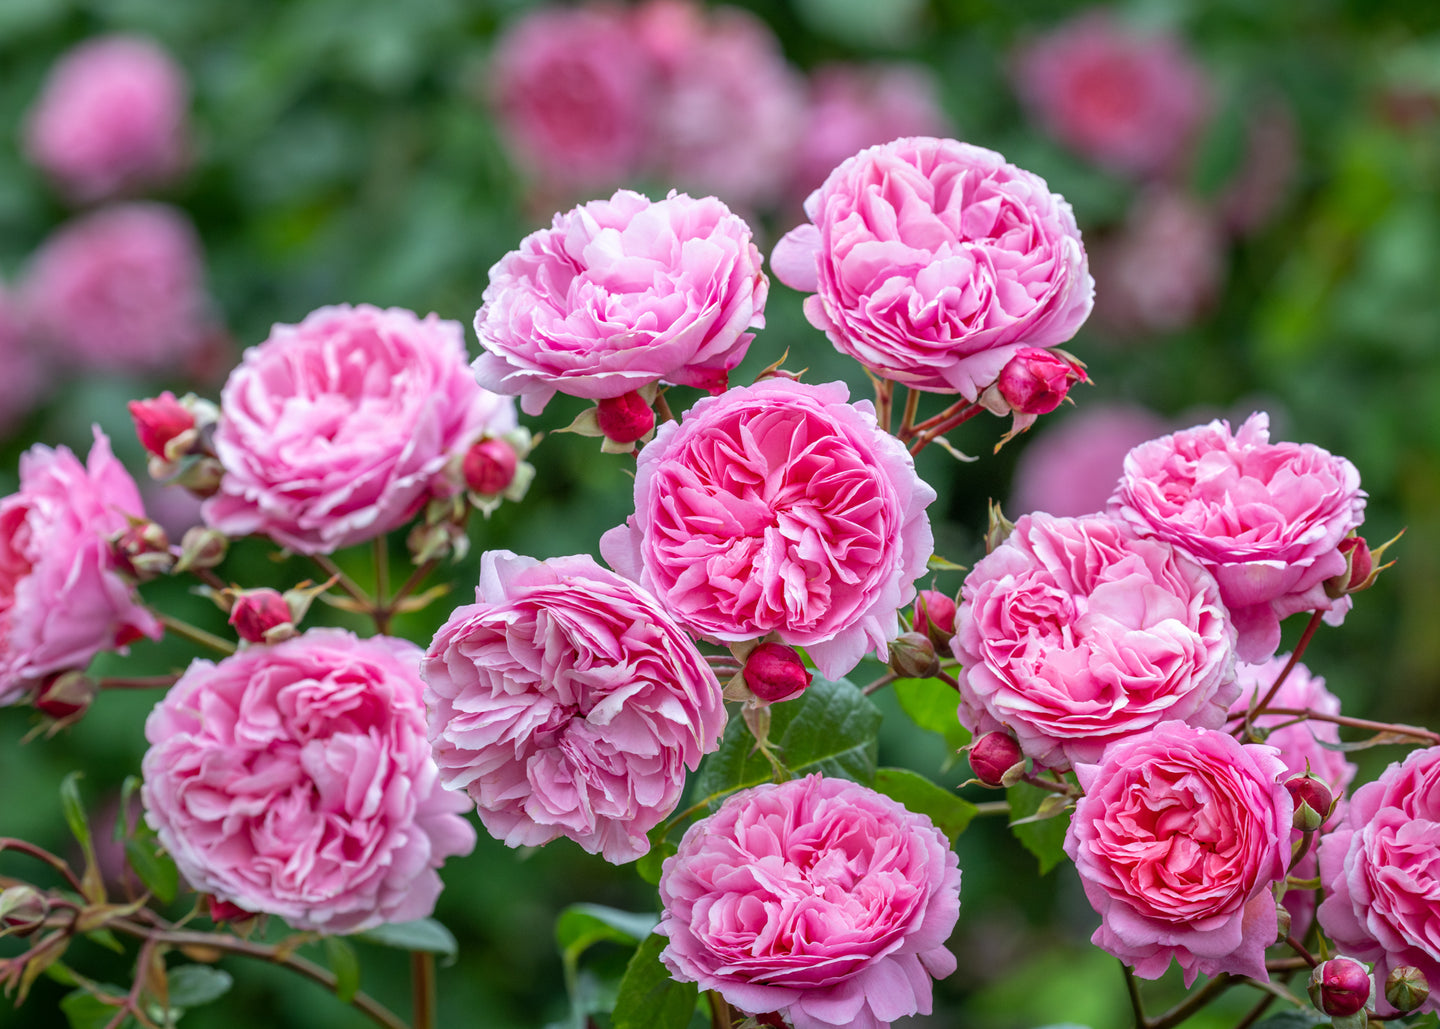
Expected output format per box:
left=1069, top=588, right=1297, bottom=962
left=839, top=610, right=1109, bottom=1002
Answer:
left=600, top=379, right=935, bottom=680
left=658, top=774, right=961, bottom=1029
left=23, top=35, right=189, bottom=203
left=772, top=137, right=1093, bottom=398
left=421, top=551, right=725, bottom=864
left=953, top=512, right=1237, bottom=771
left=141, top=629, right=475, bottom=934
left=1012, top=12, right=1210, bottom=180
left=1010, top=403, right=1170, bottom=517
left=472, top=189, right=768, bottom=414
left=22, top=203, right=213, bottom=374
left=0, top=428, right=160, bottom=705
left=1066, top=720, right=1292, bottom=985
left=1318, top=745, right=1440, bottom=1015
left=1109, top=412, right=1367, bottom=662
left=204, top=304, right=515, bottom=554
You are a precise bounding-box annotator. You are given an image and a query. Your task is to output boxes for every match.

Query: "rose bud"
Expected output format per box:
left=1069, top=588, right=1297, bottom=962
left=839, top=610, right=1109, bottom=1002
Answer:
left=1385, top=965, right=1430, bottom=1013
left=0, top=886, right=49, bottom=937
left=743, top=643, right=811, bottom=703
left=595, top=390, right=655, bottom=444
left=913, top=590, right=956, bottom=648
left=996, top=347, right=1085, bottom=416
left=969, top=731, right=1025, bottom=788
left=1285, top=773, right=1334, bottom=833
left=1309, top=957, right=1371, bottom=1017
left=207, top=896, right=256, bottom=926
left=1274, top=904, right=1292, bottom=944
left=111, top=519, right=173, bottom=582
left=228, top=588, right=296, bottom=644
left=174, top=526, right=228, bottom=573
left=462, top=437, right=518, bottom=496
left=129, top=391, right=195, bottom=460
left=34, top=670, right=97, bottom=721
left=888, top=631, right=940, bottom=679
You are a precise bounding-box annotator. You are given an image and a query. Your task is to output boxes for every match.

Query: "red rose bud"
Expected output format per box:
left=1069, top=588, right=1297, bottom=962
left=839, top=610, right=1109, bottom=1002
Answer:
left=595, top=391, right=655, bottom=444
left=129, top=391, right=195, bottom=459
left=111, top=520, right=173, bottom=582
left=462, top=437, right=518, bottom=496
left=1385, top=965, right=1430, bottom=1013
left=0, top=886, right=49, bottom=937
left=996, top=348, right=1083, bottom=416
left=1309, top=957, right=1371, bottom=1017
left=913, top=590, right=957, bottom=648
left=888, top=632, right=940, bottom=679
left=34, top=671, right=96, bottom=721
left=1285, top=773, right=1334, bottom=832
left=743, top=643, right=811, bottom=703
left=228, top=588, right=295, bottom=644
left=207, top=896, right=256, bottom=925
left=969, top=731, right=1025, bottom=788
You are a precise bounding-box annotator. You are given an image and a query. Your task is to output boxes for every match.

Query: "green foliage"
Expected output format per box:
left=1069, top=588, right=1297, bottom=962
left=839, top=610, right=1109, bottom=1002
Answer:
left=323, top=937, right=360, bottom=1003
left=1007, top=781, right=1073, bottom=875
left=873, top=767, right=978, bottom=842
left=166, top=965, right=235, bottom=1008
left=611, top=934, right=698, bottom=1029
left=893, top=675, right=971, bottom=758
left=60, top=988, right=132, bottom=1029
left=357, top=918, right=460, bottom=962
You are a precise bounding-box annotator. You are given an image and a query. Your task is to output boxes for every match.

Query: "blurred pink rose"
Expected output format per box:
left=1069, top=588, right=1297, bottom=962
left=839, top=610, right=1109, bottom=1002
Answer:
left=1067, top=720, right=1291, bottom=985
left=23, top=35, right=189, bottom=203
left=772, top=137, right=1093, bottom=398
left=204, top=304, right=515, bottom=554
left=472, top=189, right=767, bottom=415
left=22, top=203, right=213, bottom=374
left=422, top=551, right=723, bottom=864
left=1318, top=745, right=1440, bottom=1016
left=142, top=629, right=475, bottom=933
left=601, top=379, right=935, bottom=679
left=1010, top=404, right=1169, bottom=517
left=1219, top=100, right=1298, bottom=236
left=954, top=512, right=1237, bottom=771
left=659, top=774, right=961, bottom=1029
left=1110, top=412, right=1367, bottom=662
left=0, top=284, right=46, bottom=435
left=1013, top=12, right=1210, bottom=180
left=0, top=428, right=160, bottom=705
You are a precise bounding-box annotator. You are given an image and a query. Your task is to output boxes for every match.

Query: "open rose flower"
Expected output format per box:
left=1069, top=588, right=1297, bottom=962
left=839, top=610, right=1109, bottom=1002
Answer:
left=659, top=774, right=961, bottom=1029
left=141, top=629, right=475, bottom=934
left=1066, top=720, right=1292, bottom=985
left=473, top=189, right=768, bottom=414
left=0, top=428, right=160, bottom=705
left=421, top=551, right=724, bottom=864
left=1109, top=412, right=1367, bottom=662
left=954, top=512, right=1236, bottom=770
left=204, top=304, right=515, bottom=554
left=771, top=136, right=1093, bottom=398
left=601, top=378, right=935, bottom=679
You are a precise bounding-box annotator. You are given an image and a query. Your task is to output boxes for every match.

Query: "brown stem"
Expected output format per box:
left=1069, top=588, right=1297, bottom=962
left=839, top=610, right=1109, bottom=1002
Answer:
left=1233, top=993, right=1275, bottom=1029
left=874, top=379, right=895, bottom=435
left=1265, top=957, right=1312, bottom=973
left=1285, top=935, right=1319, bottom=968
left=1121, top=961, right=1147, bottom=1029
left=97, top=676, right=178, bottom=691
left=654, top=389, right=676, bottom=425
left=1146, top=973, right=1234, bottom=1029
left=373, top=538, right=391, bottom=634
left=906, top=397, right=973, bottom=436
left=388, top=559, right=438, bottom=611
left=935, top=670, right=962, bottom=692
left=0, top=838, right=86, bottom=894
left=310, top=554, right=374, bottom=609
left=862, top=672, right=897, bottom=696
left=908, top=403, right=985, bottom=457
left=706, top=992, right=733, bottom=1029
left=411, top=950, right=435, bottom=1029
left=898, top=389, right=921, bottom=438
left=156, top=612, right=235, bottom=656
left=1260, top=707, right=1440, bottom=745
left=1247, top=611, right=1325, bottom=723
left=1020, top=773, right=1075, bottom=796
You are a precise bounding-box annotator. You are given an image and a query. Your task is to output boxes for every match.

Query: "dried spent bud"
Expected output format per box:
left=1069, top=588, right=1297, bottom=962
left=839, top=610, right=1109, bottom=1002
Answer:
left=595, top=390, right=655, bottom=444
left=888, top=632, right=941, bottom=679
left=111, top=519, right=173, bottom=582
left=996, top=348, right=1085, bottom=416
left=1274, top=904, right=1292, bottom=944
left=462, top=437, right=518, bottom=496
left=913, top=590, right=957, bottom=648
left=174, top=526, right=228, bottom=573
left=0, top=886, right=49, bottom=937
left=1309, top=957, right=1372, bottom=1017
left=34, top=670, right=97, bottom=721
left=969, top=731, right=1025, bottom=788
left=130, top=391, right=196, bottom=460
left=1285, top=773, right=1334, bottom=833
left=228, top=588, right=296, bottom=644
left=1385, top=965, right=1430, bottom=1013
left=743, top=643, right=812, bottom=703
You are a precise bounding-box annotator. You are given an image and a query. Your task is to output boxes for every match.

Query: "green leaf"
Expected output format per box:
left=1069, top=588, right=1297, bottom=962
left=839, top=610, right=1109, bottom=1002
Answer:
left=611, top=934, right=697, bottom=1029
left=635, top=840, right=676, bottom=886
left=60, top=989, right=130, bottom=1029
left=356, top=918, right=459, bottom=962
left=124, top=838, right=179, bottom=905
left=166, top=965, right=234, bottom=1008
left=324, top=937, right=361, bottom=1004
left=555, top=904, right=658, bottom=983
left=116, top=776, right=142, bottom=843
left=893, top=677, right=970, bottom=755
left=1007, top=782, right=1073, bottom=875
left=59, top=771, right=94, bottom=859
left=84, top=929, right=124, bottom=954
left=873, top=768, right=978, bottom=843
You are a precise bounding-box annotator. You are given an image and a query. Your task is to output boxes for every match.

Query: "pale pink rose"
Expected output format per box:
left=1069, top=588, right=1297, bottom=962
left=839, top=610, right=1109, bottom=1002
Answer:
left=1109, top=412, right=1367, bottom=663
left=22, top=203, right=212, bottom=374
left=0, top=284, right=46, bottom=434
left=658, top=774, right=961, bottom=1029
left=0, top=428, right=161, bottom=705
left=23, top=35, right=189, bottom=203
left=771, top=137, right=1093, bottom=398
left=472, top=189, right=768, bottom=414
left=953, top=512, right=1237, bottom=771
left=142, top=629, right=474, bottom=933
left=421, top=550, right=725, bottom=865
left=1011, top=404, right=1170, bottom=517
left=1318, top=745, right=1440, bottom=1016
left=1066, top=720, right=1292, bottom=985
left=1013, top=12, right=1210, bottom=180
left=204, top=304, right=515, bottom=554
left=601, top=379, right=935, bottom=680
left=489, top=6, right=656, bottom=191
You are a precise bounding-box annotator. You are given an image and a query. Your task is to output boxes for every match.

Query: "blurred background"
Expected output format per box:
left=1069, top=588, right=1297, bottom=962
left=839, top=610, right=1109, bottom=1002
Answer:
left=0, top=0, right=1437, bottom=1025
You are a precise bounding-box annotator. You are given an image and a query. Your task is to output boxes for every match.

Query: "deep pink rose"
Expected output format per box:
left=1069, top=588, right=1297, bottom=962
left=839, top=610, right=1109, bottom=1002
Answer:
left=600, top=379, right=935, bottom=680
left=1013, top=12, right=1210, bottom=180
left=22, top=203, right=212, bottom=374
left=953, top=512, right=1237, bottom=771
left=1010, top=403, right=1170, bottom=517
left=421, top=551, right=724, bottom=864
left=1109, top=412, right=1367, bottom=662
left=472, top=189, right=767, bottom=415
left=772, top=137, right=1093, bottom=398
left=0, top=428, right=160, bottom=705
left=1318, top=746, right=1440, bottom=1015
left=1066, top=721, right=1292, bottom=985
left=658, top=774, right=961, bottom=1029
left=23, top=35, right=189, bottom=202
left=204, top=304, right=515, bottom=554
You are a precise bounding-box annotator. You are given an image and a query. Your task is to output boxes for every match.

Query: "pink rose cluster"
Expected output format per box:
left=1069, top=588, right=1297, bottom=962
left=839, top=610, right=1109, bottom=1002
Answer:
left=141, top=629, right=475, bottom=934
left=421, top=551, right=725, bottom=864
left=658, top=775, right=961, bottom=1029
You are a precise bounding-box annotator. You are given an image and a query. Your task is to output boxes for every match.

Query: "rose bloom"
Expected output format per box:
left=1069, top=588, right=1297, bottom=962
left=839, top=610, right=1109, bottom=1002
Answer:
left=1109, top=412, right=1367, bottom=663
left=421, top=551, right=725, bottom=864
left=204, top=304, right=515, bottom=554
left=1010, top=403, right=1170, bottom=517
left=658, top=775, right=961, bottom=1029
left=0, top=428, right=160, bottom=705
left=1066, top=720, right=1292, bottom=984
left=1318, top=745, right=1440, bottom=1015
left=1013, top=12, right=1210, bottom=180
left=22, top=203, right=213, bottom=374
left=771, top=136, right=1093, bottom=398
left=23, top=35, right=189, bottom=203
left=601, top=379, right=935, bottom=680
left=954, top=512, right=1237, bottom=771
left=472, top=189, right=767, bottom=414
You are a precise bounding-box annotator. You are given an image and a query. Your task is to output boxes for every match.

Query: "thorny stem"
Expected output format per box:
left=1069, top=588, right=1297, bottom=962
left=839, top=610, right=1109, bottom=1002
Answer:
left=156, top=612, right=235, bottom=656
left=907, top=403, right=985, bottom=457
left=411, top=950, right=436, bottom=1029
left=1245, top=611, right=1325, bottom=726
left=905, top=397, right=973, bottom=436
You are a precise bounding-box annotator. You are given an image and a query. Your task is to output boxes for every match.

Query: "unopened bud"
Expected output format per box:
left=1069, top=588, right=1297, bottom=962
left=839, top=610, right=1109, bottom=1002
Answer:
left=462, top=437, right=518, bottom=496
left=130, top=392, right=196, bottom=461
left=913, top=591, right=957, bottom=648
left=0, top=886, right=49, bottom=937
left=743, top=643, right=811, bottom=703
left=228, top=589, right=296, bottom=644
left=175, top=527, right=228, bottom=573
left=1385, top=965, right=1429, bottom=1013
left=1274, top=904, right=1292, bottom=944
left=969, top=731, right=1025, bottom=788
left=172, top=456, right=224, bottom=498
left=208, top=896, right=256, bottom=927
left=995, top=348, right=1084, bottom=416
left=34, top=670, right=97, bottom=721
left=595, top=391, right=655, bottom=444
left=888, top=632, right=940, bottom=679
left=1285, top=773, right=1334, bottom=833
left=111, top=520, right=173, bottom=582
left=986, top=499, right=1016, bottom=554
left=407, top=519, right=469, bottom=565
left=1309, top=957, right=1371, bottom=1017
